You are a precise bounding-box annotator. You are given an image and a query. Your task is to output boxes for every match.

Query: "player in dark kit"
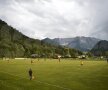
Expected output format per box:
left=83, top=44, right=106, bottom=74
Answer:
left=29, top=68, right=33, bottom=80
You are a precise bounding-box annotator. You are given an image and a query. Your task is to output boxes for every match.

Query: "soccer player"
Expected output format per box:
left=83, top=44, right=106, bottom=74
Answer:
left=58, top=55, right=61, bottom=62
left=29, top=68, right=33, bottom=80
left=81, top=60, right=83, bottom=66
left=31, top=60, right=33, bottom=64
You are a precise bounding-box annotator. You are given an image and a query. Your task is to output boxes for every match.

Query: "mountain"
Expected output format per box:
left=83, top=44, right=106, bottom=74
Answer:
left=0, top=19, right=82, bottom=58
left=91, top=40, right=108, bottom=56
left=42, top=37, right=100, bottom=51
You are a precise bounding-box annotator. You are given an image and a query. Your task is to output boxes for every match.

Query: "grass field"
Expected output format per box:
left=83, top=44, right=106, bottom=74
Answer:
left=0, top=59, right=108, bottom=90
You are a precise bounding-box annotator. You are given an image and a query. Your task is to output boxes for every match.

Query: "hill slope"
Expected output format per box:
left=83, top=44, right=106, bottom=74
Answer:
left=0, top=19, right=43, bottom=57
left=91, top=40, right=108, bottom=56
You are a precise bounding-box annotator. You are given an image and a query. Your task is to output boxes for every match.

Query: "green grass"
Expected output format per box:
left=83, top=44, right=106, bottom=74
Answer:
left=0, top=59, right=108, bottom=90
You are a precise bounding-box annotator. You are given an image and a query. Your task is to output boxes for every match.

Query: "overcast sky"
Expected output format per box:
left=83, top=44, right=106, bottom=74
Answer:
left=0, top=0, right=108, bottom=40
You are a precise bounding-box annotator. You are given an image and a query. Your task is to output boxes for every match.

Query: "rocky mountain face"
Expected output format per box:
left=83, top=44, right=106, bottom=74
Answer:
left=42, top=37, right=100, bottom=51
left=91, top=40, right=108, bottom=56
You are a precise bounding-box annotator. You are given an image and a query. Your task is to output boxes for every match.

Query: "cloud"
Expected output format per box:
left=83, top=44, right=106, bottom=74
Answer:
left=0, top=0, right=108, bottom=40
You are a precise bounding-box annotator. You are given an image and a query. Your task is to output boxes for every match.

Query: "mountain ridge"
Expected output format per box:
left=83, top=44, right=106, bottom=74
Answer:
left=42, top=37, right=101, bottom=51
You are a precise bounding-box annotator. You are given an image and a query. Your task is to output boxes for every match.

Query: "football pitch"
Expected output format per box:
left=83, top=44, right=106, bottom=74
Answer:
left=0, top=59, right=108, bottom=90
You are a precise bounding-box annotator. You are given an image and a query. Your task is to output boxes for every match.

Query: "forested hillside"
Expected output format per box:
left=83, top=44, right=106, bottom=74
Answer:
left=91, top=40, right=108, bottom=56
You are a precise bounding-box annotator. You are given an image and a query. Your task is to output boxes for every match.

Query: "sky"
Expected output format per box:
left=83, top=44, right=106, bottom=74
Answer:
left=0, top=0, right=108, bottom=40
